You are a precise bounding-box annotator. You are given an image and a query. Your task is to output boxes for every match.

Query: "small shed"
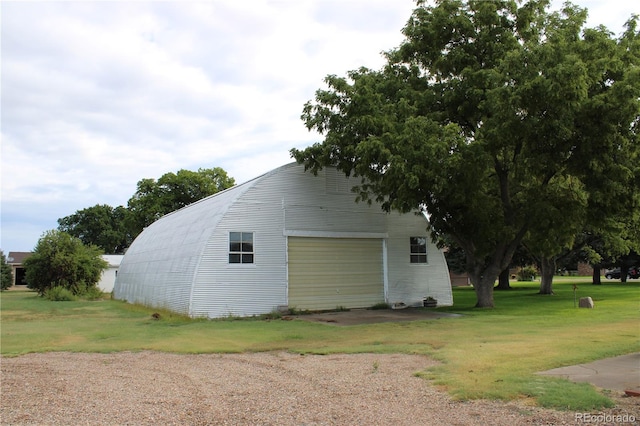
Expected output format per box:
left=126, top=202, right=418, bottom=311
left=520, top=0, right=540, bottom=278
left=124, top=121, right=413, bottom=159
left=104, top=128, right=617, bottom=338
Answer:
left=98, top=255, right=123, bottom=293
left=114, top=163, right=452, bottom=318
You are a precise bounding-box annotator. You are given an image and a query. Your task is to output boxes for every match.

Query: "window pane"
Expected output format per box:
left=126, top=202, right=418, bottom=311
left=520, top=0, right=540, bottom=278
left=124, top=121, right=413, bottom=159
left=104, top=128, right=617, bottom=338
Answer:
left=410, top=236, right=425, bottom=246
left=229, top=232, right=254, bottom=264
left=410, top=237, right=427, bottom=263
left=410, top=237, right=427, bottom=252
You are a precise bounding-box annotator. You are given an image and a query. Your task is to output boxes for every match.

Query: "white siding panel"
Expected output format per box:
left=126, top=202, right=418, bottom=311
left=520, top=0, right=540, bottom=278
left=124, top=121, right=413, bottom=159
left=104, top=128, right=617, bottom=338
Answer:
left=190, top=174, right=289, bottom=318
left=114, top=179, right=255, bottom=314
left=283, top=167, right=386, bottom=234
left=97, top=255, right=123, bottom=293
left=385, top=212, right=453, bottom=307
left=98, top=267, right=117, bottom=293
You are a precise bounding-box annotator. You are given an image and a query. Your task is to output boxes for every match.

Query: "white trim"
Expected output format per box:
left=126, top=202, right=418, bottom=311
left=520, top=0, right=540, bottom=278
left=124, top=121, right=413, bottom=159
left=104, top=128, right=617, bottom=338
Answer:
left=283, top=197, right=289, bottom=306
left=228, top=231, right=255, bottom=264
left=383, top=239, right=389, bottom=303
left=283, top=230, right=388, bottom=239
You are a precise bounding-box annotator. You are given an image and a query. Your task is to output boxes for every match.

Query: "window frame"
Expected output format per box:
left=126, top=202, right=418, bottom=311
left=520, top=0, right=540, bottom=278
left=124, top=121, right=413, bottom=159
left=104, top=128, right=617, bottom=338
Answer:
left=409, top=236, right=428, bottom=264
left=229, top=232, right=254, bottom=264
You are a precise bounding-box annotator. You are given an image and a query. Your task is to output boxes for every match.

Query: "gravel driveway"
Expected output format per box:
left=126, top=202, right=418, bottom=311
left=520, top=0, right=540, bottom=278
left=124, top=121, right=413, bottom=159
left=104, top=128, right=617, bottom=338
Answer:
left=1, top=351, right=638, bottom=425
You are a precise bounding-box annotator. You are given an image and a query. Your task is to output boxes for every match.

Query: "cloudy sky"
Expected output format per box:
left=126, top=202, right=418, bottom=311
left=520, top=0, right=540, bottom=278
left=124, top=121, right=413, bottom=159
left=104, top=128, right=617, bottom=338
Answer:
left=1, top=1, right=637, bottom=253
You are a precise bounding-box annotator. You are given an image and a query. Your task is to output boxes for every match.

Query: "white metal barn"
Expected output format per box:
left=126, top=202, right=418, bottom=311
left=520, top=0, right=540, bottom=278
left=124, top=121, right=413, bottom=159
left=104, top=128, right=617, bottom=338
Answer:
left=113, top=163, right=452, bottom=318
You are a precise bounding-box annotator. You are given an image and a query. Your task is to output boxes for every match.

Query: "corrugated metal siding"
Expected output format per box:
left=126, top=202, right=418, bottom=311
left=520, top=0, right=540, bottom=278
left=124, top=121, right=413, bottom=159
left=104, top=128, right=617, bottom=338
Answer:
left=384, top=212, right=453, bottom=307
left=114, top=162, right=452, bottom=318
left=288, top=237, right=384, bottom=310
left=190, top=198, right=288, bottom=318
left=284, top=167, right=386, bottom=233
left=189, top=164, right=391, bottom=317
left=113, top=178, right=257, bottom=315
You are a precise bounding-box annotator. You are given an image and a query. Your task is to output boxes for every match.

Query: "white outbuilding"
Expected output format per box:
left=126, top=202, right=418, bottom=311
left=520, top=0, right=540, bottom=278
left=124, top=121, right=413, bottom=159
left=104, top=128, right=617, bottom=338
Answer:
left=98, top=255, right=124, bottom=293
left=113, top=163, right=452, bottom=318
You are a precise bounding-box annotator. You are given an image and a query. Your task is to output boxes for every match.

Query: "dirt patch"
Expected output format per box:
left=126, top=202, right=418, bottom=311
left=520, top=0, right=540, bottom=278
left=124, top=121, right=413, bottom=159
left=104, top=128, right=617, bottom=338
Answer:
left=291, top=308, right=462, bottom=326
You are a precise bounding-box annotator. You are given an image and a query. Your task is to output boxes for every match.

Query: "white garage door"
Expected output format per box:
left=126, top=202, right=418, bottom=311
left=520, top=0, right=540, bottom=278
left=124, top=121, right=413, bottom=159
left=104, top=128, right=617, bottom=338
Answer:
left=288, top=237, right=384, bottom=310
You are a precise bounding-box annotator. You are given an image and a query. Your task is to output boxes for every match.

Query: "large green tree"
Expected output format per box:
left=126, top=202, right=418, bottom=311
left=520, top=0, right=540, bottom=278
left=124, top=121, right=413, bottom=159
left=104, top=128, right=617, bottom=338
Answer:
left=292, top=0, right=639, bottom=307
left=58, top=204, right=131, bottom=254
left=24, top=230, right=108, bottom=296
left=127, top=167, right=235, bottom=236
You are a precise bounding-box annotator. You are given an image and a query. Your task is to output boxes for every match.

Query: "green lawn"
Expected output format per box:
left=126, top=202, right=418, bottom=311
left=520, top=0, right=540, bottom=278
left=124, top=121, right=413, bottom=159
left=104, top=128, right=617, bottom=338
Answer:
left=1, top=278, right=638, bottom=411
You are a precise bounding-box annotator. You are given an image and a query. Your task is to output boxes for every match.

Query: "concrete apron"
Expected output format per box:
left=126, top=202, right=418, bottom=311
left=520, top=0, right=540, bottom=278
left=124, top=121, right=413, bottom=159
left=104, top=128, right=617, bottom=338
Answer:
left=537, top=353, right=640, bottom=395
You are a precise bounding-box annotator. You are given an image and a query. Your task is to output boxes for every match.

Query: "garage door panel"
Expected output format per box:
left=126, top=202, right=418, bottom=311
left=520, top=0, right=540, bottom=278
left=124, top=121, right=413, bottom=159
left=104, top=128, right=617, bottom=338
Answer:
left=288, top=237, right=384, bottom=310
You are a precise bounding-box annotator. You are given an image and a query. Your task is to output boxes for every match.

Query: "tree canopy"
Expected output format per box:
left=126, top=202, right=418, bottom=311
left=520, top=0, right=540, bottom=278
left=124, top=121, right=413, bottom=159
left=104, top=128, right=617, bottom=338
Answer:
left=292, top=0, right=640, bottom=307
left=126, top=167, right=235, bottom=237
left=24, top=230, right=108, bottom=296
left=58, top=204, right=131, bottom=254
left=58, top=167, right=235, bottom=252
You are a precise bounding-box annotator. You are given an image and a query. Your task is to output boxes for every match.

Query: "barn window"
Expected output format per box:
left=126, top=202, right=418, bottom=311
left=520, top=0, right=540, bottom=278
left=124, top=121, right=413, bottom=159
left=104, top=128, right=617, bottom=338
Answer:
left=410, top=237, right=427, bottom=263
left=229, top=232, right=254, bottom=264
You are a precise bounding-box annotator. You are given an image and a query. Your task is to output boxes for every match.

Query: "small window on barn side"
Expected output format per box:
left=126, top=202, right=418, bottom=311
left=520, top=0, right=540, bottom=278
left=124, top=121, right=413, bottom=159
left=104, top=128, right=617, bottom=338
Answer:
left=410, top=237, right=427, bottom=264
left=229, top=232, right=254, bottom=264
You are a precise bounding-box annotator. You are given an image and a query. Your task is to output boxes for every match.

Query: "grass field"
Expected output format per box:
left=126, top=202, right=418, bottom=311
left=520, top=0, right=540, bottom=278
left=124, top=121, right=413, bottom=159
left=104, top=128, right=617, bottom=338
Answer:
left=1, top=277, right=638, bottom=410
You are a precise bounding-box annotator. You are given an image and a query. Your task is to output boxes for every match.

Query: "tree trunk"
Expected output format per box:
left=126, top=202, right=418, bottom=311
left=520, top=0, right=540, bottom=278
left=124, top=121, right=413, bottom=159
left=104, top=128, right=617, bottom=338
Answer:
left=495, top=268, right=511, bottom=290
left=592, top=265, right=601, bottom=285
left=462, top=232, right=527, bottom=308
left=539, top=257, right=555, bottom=295
left=473, top=277, right=496, bottom=308
left=621, top=265, right=629, bottom=283
left=467, top=267, right=498, bottom=308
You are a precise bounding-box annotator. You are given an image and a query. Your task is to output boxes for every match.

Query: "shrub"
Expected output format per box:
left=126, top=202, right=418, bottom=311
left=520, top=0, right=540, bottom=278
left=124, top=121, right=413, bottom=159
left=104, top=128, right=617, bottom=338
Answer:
left=80, top=285, right=105, bottom=300
left=24, top=230, right=108, bottom=296
left=517, top=265, right=538, bottom=281
left=44, top=286, right=77, bottom=301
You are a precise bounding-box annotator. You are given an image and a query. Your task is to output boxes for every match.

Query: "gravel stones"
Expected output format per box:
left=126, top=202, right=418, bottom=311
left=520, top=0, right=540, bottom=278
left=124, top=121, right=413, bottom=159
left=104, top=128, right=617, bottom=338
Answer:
left=1, top=352, right=635, bottom=425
